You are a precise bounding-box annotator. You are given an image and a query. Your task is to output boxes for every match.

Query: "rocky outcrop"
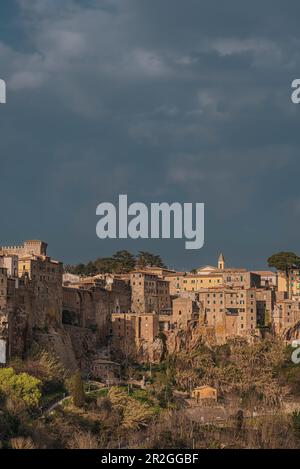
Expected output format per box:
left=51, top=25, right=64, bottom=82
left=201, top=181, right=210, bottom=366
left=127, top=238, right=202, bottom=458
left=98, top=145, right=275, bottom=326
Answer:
left=166, top=323, right=217, bottom=355
left=9, top=306, right=29, bottom=357
left=33, top=329, right=78, bottom=373
left=284, top=320, right=300, bottom=341
left=0, top=313, right=8, bottom=340
left=64, top=325, right=97, bottom=371
left=32, top=325, right=101, bottom=374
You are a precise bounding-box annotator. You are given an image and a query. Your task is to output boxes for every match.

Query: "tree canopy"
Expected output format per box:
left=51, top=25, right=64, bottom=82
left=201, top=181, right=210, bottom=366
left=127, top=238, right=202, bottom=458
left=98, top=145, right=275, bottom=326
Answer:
left=0, top=368, right=42, bottom=409
left=65, top=250, right=166, bottom=276
left=268, top=252, right=300, bottom=273
left=268, top=252, right=300, bottom=298
left=66, top=371, right=85, bottom=408
left=136, top=251, right=166, bottom=268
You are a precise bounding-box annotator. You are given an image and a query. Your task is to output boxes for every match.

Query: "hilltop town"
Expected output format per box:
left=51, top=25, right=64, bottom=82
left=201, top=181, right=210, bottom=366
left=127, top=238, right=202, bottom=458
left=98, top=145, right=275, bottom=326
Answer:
left=0, top=240, right=298, bottom=371
left=1, top=240, right=300, bottom=449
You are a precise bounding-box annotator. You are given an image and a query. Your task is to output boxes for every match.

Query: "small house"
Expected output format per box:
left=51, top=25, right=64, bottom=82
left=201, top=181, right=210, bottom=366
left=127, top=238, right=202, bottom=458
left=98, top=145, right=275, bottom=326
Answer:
left=192, top=385, right=217, bottom=404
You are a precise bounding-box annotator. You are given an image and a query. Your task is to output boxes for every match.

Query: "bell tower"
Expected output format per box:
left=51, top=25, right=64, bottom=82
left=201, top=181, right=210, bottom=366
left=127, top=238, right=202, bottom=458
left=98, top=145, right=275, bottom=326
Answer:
left=218, top=253, right=225, bottom=270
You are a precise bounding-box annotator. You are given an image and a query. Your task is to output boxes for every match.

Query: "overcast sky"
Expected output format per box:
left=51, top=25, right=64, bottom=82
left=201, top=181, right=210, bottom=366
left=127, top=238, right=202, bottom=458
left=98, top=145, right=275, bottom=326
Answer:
left=0, top=0, right=300, bottom=270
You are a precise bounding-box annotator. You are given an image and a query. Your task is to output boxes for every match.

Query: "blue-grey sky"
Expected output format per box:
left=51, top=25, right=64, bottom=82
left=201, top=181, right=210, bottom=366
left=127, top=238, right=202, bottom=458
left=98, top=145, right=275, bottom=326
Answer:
left=0, top=0, right=300, bottom=271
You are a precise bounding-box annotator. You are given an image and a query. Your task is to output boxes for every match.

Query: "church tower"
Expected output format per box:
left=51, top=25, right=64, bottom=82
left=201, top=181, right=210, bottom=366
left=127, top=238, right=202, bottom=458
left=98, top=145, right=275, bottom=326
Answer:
left=218, top=253, right=225, bottom=270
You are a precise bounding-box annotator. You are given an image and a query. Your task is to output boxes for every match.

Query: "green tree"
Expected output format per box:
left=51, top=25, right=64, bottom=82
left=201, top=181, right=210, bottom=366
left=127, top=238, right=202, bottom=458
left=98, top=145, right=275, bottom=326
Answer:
left=65, top=249, right=137, bottom=276
left=0, top=368, right=41, bottom=409
left=292, top=411, right=300, bottom=439
left=93, top=257, right=118, bottom=273
left=67, top=371, right=85, bottom=408
left=84, top=261, right=97, bottom=276
left=66, top=263, right=86, bottom=275
left=137, top=251, right=166, bottom=268
left=268, top=252, right=300, bottom=299
left=112, top=250, right=136, bottom=273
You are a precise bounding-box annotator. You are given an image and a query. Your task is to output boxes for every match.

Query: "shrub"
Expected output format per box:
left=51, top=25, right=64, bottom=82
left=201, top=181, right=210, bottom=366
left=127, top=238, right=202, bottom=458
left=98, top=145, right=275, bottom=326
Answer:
left=10, top=436, right=36, bottom=449
left=0, top=368, right=42, bottom=410
left=66, top=371, right=85, bottom=408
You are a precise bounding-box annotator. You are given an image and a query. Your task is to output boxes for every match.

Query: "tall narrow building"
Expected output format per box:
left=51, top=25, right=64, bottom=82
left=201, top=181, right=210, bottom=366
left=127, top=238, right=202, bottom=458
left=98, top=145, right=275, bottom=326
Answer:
left=218, top=253, right=225, bottom=270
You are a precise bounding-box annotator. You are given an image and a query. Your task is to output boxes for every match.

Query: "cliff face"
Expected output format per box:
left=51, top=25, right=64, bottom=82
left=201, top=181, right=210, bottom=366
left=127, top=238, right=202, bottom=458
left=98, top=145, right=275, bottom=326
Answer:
left=284, top=320, right=300, bottom=341
left=1, top=277, right=132, bottom=373
left=33, top=329, right=78, bottom=372
left=32, top=325, right=99, bottom=374
left=131, top=323, right=229, bottom=364
left=166, top=323, right=217, bottom=355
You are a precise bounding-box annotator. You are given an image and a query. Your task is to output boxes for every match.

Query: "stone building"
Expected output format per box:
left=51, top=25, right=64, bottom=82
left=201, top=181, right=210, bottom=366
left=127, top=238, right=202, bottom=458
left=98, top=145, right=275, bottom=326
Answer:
left=111, top=311, right=159, bottom=362
left=18, top=255, right=63, bottom=329
left=62, top=277, right=131, bottom=345
left=0, top=270, right=35, bottom=360
left=89, top=357, right=121, bottom=381
left=0, top=255, right=18, bottom=279
left=141, top=266, right=177, bottom=278
left=0, top=268, right=9, bottom=357
left=192, top=385, right=217, bottom=403
left=0, top=267, right=8, bottom=311
left=273, top=299, right=300, bottom=335
left=191, top=254, right=262, bottom=290
left=0, top=240, right=48, bottom=258
left=222, top=269, right=261, bottom=290
left=130, top=271, right=171, bottom=314
left=163, top=272, right=185, bottom=295
left=2, top=240, right=296, bottom=367
left=0, top=240, right=63, bottom=361
left=172, top=297, right=200, bottom=330
left=253, top=270, right=277, bottom=288
left=197, top=286, right=257, bottom=338
left=255, top=288, right=275, bottom=326
left=0, top=240, right=131, bottom=371
left=181, top=272, right=223, bottom=291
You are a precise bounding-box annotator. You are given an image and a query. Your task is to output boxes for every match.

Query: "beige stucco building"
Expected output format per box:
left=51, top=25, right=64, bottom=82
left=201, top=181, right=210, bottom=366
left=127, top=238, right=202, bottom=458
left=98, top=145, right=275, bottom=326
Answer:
left=197, top=286, right=257, bottom=337
left=278, top=270, right=300, bottom=298
left=167, top=254, right=261, bottom=295
left=192, top=385, right=217, bottom=403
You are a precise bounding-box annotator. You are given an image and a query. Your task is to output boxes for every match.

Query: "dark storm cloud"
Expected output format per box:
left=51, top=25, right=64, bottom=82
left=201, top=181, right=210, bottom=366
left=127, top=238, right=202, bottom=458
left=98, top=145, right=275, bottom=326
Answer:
left=0, top=0, right=300, bottom=269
